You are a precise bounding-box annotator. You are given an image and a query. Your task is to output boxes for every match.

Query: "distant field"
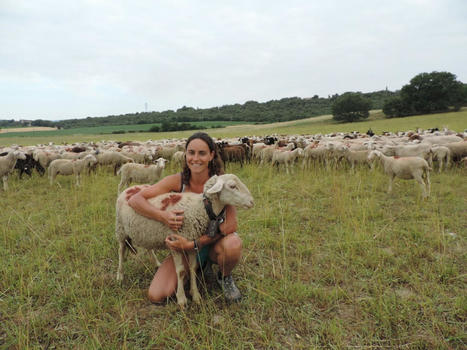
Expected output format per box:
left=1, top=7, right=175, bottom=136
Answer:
left=0, top=109, right=466, bottom=146
left=0, top=126, right=58, bottom=133
left=0, top=120, right=254, bottom=139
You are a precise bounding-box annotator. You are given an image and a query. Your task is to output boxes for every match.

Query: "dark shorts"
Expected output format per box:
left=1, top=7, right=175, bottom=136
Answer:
left=196, top=244, right=212, bottom=268
left=195, top=232, right=239, bottom=268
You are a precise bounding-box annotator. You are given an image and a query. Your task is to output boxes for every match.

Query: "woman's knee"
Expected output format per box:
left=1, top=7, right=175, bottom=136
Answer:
left=215, top=233, right=242, bottom=259
left=224, top=233, right=242, bottom=252
left=148, top=286, right=172, bottom=304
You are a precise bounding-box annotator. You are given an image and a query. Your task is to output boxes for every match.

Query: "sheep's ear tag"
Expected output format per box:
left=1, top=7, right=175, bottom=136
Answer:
left=206, top=177, right=224, bottom=194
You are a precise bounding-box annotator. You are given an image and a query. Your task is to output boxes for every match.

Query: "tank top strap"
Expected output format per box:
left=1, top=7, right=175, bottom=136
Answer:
left=180, top=172, right=186, bottom=193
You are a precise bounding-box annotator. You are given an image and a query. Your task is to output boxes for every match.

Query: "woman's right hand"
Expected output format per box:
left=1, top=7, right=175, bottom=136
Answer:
left=162, top=209, right=185, bottom=231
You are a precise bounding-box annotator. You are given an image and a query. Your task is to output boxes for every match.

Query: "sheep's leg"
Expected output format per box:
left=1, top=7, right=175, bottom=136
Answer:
left=118, top=180, right=124, bottom=194
left=438, top=158, right=443, bottom=173
left=188, top=252, right=201, bottom=304
left=2, top=176, right=8, bottom=191
left=117, top=241, right=126, bottom=281
left=149, top=250, right=162, bottom=267
left=428, top=153, right=433, bottom=168
left=425, top=170, right=431, bottom=197
left=172, top=252, right=188, bottom=308
left=387, top=174, right=395, bottom=194
left=413, top=173, right=427, bottom=198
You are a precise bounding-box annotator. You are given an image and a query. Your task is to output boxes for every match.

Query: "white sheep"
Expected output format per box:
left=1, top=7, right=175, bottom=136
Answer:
left=301, top=144, right=327, bottom=169
left=271, top=148, right=304, bottom=174
left=431, top=145, right=451, bottom=172
left=445, top=141, right=467, bottom=163
left=171, top=151, right=185, bottom=169
left=342, top=148, right=370, bottom=170
left=33, top=149, right=61, bottom=169
left=48, top=155, right=98, bottom=186
left=382, top=143, right=433, bottom=167
left=0, top=151, right=27, bottom=191
left=115, top=174, right=254, bottom=307
left=368, top=150, right=431, bottom=198
left=117, top=157, right=167, bottom=193
left=96, top=151, right=134, bottom=175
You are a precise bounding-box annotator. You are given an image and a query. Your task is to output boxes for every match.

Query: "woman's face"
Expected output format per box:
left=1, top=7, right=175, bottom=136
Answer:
left=185, top=138, right=214, bottom=175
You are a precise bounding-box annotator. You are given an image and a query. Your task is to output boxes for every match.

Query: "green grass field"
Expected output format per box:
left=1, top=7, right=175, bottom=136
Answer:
left=0, top=121, right=254, bottom=141
left=0, top=112, right=466, bottom=349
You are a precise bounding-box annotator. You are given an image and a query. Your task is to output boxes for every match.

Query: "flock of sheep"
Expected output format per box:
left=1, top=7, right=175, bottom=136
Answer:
left=0, top=128, right=466, bottom=197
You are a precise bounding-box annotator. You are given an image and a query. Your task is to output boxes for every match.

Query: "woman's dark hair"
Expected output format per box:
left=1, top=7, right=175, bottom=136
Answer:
left=181, top=132, right=224, bottom=185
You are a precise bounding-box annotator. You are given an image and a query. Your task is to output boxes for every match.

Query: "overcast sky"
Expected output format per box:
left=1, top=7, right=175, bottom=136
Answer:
left=1, top=0, right=466, bottom=121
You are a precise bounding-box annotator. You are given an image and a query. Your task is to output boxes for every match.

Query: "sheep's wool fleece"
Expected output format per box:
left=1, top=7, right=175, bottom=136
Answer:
left=115, top=191, right=210, bottom=250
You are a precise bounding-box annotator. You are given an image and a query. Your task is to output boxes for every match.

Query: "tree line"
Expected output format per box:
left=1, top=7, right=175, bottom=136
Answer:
left=0, top=91, right=395, bottom=129
left=2, top=71, right=465, bottom=129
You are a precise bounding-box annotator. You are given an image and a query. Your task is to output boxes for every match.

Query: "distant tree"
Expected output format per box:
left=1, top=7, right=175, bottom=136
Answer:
left=384, top=71, right=465, bottom=118
left=382, top=96, right=411, bottom=118
left=332, top=92, right=371, bottom=122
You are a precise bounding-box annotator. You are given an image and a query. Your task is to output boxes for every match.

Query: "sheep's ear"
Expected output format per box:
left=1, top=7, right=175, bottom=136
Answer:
left=206, top=176, right=224, bottom=194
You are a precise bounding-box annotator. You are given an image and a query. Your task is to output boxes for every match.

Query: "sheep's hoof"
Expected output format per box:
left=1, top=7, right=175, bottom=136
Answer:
left=116, top=273, right=123, bottom=282
left=192, top=292, right=202, bottom=305
left=177, top=297, right=188, bottom=309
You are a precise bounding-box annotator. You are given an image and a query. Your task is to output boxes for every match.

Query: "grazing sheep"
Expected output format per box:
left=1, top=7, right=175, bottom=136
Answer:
left=172, top=151, right=185, bottom=169
left=445, top=141, right=467, bottom=163
left=302, top=144, right=327, bottom=169
left=96, top=151, right=134, bottom=175
left=382, top=144, right=433, bottom=167
left=219, top=144, right=247, bottom=167
left=121, top=150, right=153, bottom=164
left=272, top=148, right=304, bottom=173
left=157, top=144, right=185, bottom=160
left=117, top=158, right=168, bottom=193
left=431, top=145, right=451, bottom=172
left=251, top=142, right=267, bottom=162
left=115, top=174, right=254, bottom=307
left=342, top=148, right=370, bottom=170
left=420, top=135, right=463, bottom=145
left=0, top=151, right=27, bottom=191
left=33, top=150, right=61, bottom=169
left=368, top=150, right=431, bottom=198
left=48, top=155, right=98, bottom=186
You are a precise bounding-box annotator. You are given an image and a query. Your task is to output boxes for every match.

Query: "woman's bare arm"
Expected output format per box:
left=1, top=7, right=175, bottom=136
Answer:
left=127, top=173, right=183, bottom=229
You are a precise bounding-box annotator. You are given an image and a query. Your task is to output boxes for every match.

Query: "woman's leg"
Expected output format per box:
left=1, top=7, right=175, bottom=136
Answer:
left=209, top=233, right=243, bottom=276
left=209, top=233, right=243, bottom=302
left=147, top=254, right=189, bottom=303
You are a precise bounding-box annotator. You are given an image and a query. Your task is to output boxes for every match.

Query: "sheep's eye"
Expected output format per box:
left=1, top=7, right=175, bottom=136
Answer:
left=229, top=184, right=237, bottom=190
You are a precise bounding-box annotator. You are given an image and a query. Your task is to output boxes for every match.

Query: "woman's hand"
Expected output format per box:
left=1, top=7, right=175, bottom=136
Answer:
left=162, top=209, right=185, bottom=231
left=125, top=185, right=150, bottom=201
left=125, top=186, right=142, bottom=201
left=165, top=234, right=191, bottom=252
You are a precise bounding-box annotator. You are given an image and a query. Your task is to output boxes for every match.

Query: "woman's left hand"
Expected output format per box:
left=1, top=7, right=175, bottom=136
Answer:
left=165, top=234, right=190, bottom=252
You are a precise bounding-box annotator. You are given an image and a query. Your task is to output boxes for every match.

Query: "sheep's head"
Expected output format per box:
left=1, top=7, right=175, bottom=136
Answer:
left=155, top=157, right=167, bottom=168
left=13, top=151, right=27, bottom=160
left=368, top=150, right=382, bottom=161
left=204, top=174, right=254, bottom=209
left=84, top=155, right=98, bottom=166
